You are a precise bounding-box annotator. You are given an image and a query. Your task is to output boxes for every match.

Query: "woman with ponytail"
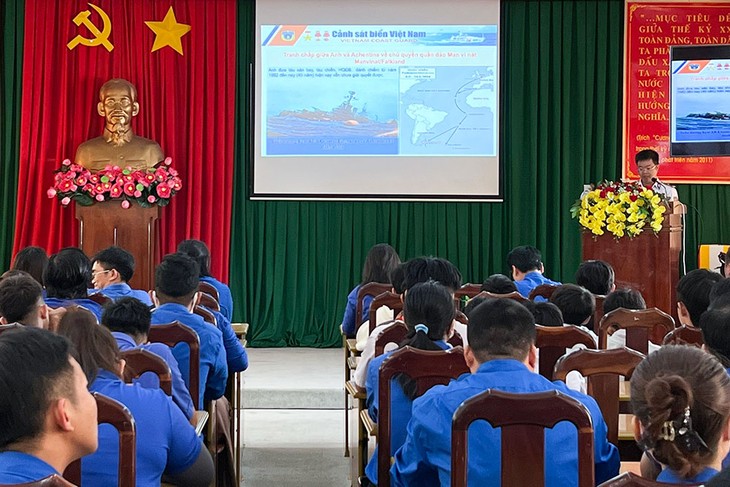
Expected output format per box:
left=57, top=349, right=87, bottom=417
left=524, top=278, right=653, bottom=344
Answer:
left=363, top=280, right=456, bottom=486
left=631, top=345, right=730, bottom=484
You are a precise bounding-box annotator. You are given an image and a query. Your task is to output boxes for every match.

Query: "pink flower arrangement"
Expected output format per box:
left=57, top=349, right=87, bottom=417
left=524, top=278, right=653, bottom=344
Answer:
left=48, top=160, right=182, bottom=209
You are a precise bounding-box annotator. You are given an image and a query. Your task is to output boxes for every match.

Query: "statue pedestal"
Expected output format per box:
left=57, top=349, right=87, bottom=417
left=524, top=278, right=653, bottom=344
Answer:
left=76, top=201, right=160, bottom=291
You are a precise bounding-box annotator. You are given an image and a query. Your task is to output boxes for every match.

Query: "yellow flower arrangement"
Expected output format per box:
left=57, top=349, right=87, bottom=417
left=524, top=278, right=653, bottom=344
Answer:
left=570, top=181, right=667, bottom=239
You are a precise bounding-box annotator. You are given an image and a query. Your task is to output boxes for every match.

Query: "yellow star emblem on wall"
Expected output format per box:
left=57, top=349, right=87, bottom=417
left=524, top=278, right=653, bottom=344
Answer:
left=145, top=6, right=191, bottom=55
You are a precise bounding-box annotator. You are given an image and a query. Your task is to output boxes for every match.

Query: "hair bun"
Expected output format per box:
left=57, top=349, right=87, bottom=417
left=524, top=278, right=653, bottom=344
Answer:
left=645, top=375, right=693, bottom=424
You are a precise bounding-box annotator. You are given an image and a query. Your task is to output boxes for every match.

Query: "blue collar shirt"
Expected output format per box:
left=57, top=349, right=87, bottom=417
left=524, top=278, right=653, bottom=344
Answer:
left=85, top=370, right=202, bottom=487
left=99, top=283, right=153, bottom=306
left=44, top=297, right=103, bottom=321
left=657, top=466, right=718, bottom=484
left=514, top=271, right=561, bottom=300
left=112, top=332, right=194, bottom=419
left=0, top=451, right=59, bottom=483
left=204, top=307, right=248, bottom=373
left=200, top=276, right=234, bottom=322
left=390, top=359, right=619, bottom=487
left=150, top=303, right=228, bottom=407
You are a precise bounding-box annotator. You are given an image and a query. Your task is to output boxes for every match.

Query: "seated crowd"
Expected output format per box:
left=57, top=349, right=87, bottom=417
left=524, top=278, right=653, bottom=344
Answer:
left=0, top=239, right=246, bottom=486
left=344, top=243, right=730, bottom=486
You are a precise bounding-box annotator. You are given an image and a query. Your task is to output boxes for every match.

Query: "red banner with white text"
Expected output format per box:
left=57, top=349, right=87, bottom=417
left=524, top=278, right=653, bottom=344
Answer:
left=13, top=0, right=236, bottom=281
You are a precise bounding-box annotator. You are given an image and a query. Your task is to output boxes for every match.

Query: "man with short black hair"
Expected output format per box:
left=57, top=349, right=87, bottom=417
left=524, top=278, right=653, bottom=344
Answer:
left=92, top=246, right=152, bottom=305
left=635, top=149, right=678, bottom=200
left=102, top=297, right=194, bottom=419
left=700, top=305, right=730, bottom=367
left=0, top=273, right=50, bottom=328
left=481, top=273, right=517, bottom=294
left=150, top=253, right=228, bottom=407
left=677, top=269, right=723, bottom=326
left=390, top=299, right=619, bottom=485
left=0, top=327, right=98, bottom=482
left=550, top=284, right=596, bottom=329
left=507, top=245, right=561, bottom=299
left=575, top=260, right=615, bottom=296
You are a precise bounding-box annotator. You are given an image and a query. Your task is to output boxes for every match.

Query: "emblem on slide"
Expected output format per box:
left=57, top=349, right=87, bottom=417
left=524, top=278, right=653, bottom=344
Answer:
left=281, top=30, right=295, bottom=41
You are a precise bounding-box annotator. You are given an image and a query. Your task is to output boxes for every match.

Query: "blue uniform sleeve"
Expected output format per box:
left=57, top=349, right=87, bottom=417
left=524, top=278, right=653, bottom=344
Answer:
left=390, top=401, right=440, bottom=486
left=144, top=344, right=195, bottom=420
left=365, top=356, right=381, bottom=422
left=341, top=286, right=360, bottom=336
left=161, top=394, right=204, bottom=475
left=592, top=408, right=620, bottom=484
left=203, top=336, right=229, bottom=402
left=211, top=309, right=248, bottom=373
left=219, top=284, right=234, bottom=323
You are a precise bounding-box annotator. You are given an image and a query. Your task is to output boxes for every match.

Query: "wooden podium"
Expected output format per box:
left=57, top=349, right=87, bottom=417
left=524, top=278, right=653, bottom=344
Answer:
left=76, top=201, right=160, bottom=291
left=582, top=202, right=684, bottom=321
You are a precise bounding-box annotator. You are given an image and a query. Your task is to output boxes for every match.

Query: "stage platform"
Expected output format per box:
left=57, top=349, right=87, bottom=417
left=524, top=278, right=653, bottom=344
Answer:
left=241, top=347, right=349, bottom=486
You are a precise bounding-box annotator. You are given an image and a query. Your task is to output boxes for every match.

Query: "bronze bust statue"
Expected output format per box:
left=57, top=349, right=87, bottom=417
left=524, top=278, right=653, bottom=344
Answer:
left=75, top=78, right=164, bottom=171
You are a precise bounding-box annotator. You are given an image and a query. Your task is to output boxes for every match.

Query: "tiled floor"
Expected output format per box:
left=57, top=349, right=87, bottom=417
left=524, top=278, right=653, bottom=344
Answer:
left=241, top=348, right=350, bottom=486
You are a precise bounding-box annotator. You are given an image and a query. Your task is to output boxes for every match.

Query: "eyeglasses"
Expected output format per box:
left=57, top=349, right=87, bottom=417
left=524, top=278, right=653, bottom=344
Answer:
left=637, top=164, right=658, bottom=172
left=91, top=269, right=111, bottom=277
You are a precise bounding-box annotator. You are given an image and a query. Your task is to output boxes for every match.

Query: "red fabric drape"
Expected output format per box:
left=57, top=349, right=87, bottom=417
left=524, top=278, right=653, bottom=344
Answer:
left=13, top=0, right=235, bottom=282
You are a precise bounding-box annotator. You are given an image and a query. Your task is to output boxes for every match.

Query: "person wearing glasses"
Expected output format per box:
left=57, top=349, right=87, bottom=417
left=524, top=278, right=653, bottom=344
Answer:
left=91, top=246, right=152, bottom=305
left=635, top=149, right=679, bottom=200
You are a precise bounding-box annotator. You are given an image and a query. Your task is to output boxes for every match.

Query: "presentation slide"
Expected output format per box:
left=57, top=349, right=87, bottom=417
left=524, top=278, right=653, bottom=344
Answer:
left=253, top=0, right=501, bottom=201
left=671, top=45, right=730, bottom=157
left=261, top=25, right=497, bottom=158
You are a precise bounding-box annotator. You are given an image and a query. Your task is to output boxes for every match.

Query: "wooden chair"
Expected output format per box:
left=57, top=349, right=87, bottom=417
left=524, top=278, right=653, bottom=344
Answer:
left=451, top=389, right=595, bottom=487
left=662, top=324, right=704, bottom=347
left=193, top=305, right=217, bottom=326
left=554, top=347, right=645, bottom=445
left=87, top=293, right=111, bottom=306
left=120, top=349, right=173, bottom=396
left=374, top=321, right=408, bottom=357
left=473, top=290, right=528, bottom=303
left=356, top=283, right=392, bottom=330
left=0, top=475, right=77, bottom=486
left=377, top=346, right=469, bottom=485
left=455, top=310, right=469, bottom=325
left=147, top=321, right=201, bottom=408
left=597, top=472, right=702, bottom=486
left=454, top=283, right=483, bottom=301
left=368, top=291, right=403, bottom=333
left=0, top=323, right=23, bottom=335
left=197, top=292, right=220, bottom=313
left=535, top=325, right=597, bottom=381
left=64, top=393, right=136, bottom=487
left=599, top=308, right=675, bottom=354
left=590, top=294, right=606, bottom=334
left=198, top=281, right=220, bottom=302
left=529, top=284, right=560, bottom=301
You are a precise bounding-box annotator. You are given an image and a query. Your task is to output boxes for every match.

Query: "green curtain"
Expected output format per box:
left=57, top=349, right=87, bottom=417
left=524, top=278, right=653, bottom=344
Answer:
left=0, top=0, right=22, bottom=269
left=231, top=0, right=625, bottom=347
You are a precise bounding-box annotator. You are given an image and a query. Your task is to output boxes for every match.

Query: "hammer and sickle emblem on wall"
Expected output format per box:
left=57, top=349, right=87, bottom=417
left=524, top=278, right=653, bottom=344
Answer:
left=67, top=3, right=114, bottom=52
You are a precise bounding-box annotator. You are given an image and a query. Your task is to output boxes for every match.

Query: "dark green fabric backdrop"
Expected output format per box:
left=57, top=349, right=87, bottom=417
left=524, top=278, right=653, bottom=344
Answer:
left=231, top=0, right=629, bottom=347
left=0, top=0, right=22, bottom=270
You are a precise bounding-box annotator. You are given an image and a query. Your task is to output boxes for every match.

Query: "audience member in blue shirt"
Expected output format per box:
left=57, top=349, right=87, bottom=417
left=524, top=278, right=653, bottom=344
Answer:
left=101, top=296, right=194, bottom=419
left=364, top=280, right=457, bottom=486
left=340, top=243, right=401, bottom=337
left=207, top=306, right=248, bottom=373
left=0, top=327, right=98, bottom=484
left=178, top=239, right=235, bottom=322
left=57, top=308, right=213, bottom=487
left=507, top=245, right=561, bottom=299
left=391, top=298, right=619, bottom=486
left=43, top=247, right=104, bottom=321
left=91, top=246, right=153, bottom=305
left=630, top=345, right=730, bottom=485
left=150, top=253, right=228, bottom=407
left=0, top=272, right=55, bottom=329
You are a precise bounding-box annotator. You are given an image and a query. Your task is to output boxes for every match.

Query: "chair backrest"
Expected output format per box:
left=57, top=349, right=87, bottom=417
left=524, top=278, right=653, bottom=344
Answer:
left=662, top=325, right=704, bottom=347
left=597, top=472, right=702, bottom=486
left=529, top=284, right=559, bottom=301
left=0, top=323, right=23, bottom=335
left=64, top=393, right=137, bottom=487
left=197, top=292, right=220, bottom=313
left=1, top=475, right=77, bottom=486
left=121, top=349, right=173, bottom=396
left=451, top=389, right=595, bottom=487
left=590, top=295, right=606, bottom=334
left=455, top=310, right=469, bottom=325
left=198, top=281, right=220, bottom=302
left=535, top=325, right=597, bottom=381
left=599, top=307, right=675, bottom=354
left=356, top=282, right=392, bottom=327
left=378, top=346, right=469, bottom=485
left=87, top=293, right=111, bottom=306
left=147, top=321, right=201, bottom=408
left=554, top=347, right=645, bottom=445
left=193, top=305, right=217, bottom=326
left=374, top=321, right=408, bottom=357
left=454, top=283, right=483, bottom=301
left=368, top=291, right=403, bottom=333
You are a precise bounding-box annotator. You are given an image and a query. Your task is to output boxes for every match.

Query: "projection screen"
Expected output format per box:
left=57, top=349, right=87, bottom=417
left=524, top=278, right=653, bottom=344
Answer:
left=253, top=0, right=501, bottom=201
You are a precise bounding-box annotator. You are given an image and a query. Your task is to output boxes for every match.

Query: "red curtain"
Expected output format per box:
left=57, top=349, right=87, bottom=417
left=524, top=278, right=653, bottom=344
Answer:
left=13, top=0, right=236, bottom=281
